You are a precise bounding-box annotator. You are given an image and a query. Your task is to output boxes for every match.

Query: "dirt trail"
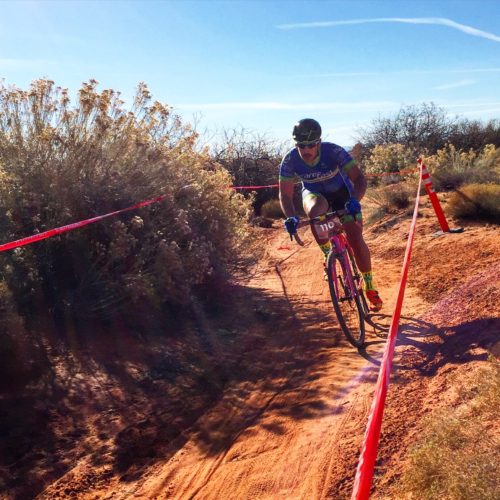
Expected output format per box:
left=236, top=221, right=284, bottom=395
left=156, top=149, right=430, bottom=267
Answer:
left=45, top=214, right=432, bottom=500
left=99, top=230, right=397, bottom=500
left=6, top=198, right=499, bottom=500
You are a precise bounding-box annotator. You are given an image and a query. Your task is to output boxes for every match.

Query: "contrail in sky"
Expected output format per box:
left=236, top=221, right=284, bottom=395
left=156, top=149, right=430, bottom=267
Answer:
left=277, top=17, right=500, bottom=43
left=434, top=79, right=476, bottom=90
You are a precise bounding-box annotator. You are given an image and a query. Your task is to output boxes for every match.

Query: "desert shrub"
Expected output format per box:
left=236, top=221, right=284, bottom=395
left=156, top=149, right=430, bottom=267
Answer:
left=447, top=183, right=500, bottom=222
left=260, top=198, right=283, bottom=219
left=391, top=361, right=500, bottom=500
left=349, top=142, right=371, bottom=165
left=0, top=79, right=253, bottom=326
left=366, top=182, right=416, bottom=214
left=363, top=143, right=419, bottom=186
left=447, top=118, right=500, bottom=151
left=424, top=144, right=500, bottom=191
left=211, top=127, right=284, bottom=214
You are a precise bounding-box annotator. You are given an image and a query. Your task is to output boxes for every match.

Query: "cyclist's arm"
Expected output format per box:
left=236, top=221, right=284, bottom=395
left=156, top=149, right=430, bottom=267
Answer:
left=279, top=178, right=296, bottom=217
left=345, top=162, right=367, bottom=201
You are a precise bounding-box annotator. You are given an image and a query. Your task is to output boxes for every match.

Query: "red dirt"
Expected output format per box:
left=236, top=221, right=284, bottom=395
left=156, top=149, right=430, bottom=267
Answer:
left=1, top=195, right=498, bottom=499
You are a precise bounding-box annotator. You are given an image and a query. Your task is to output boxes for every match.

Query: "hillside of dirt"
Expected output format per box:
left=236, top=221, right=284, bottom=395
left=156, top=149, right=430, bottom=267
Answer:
left=0, top=194, right=498, bottom=499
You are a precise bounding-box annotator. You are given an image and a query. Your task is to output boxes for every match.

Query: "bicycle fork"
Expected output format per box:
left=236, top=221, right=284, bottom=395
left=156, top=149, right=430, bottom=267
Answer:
left=330, top=242, right=357, bottom=302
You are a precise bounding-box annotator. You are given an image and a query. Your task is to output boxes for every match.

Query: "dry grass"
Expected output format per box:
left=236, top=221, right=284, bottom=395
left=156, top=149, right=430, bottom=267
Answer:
left=365, top=182, right=416, bottom=222
left=260, top=198, right=283, bottom=219
left=447, top=184, right=500, bottom=221
left=391, top=359, right=500, bottom=500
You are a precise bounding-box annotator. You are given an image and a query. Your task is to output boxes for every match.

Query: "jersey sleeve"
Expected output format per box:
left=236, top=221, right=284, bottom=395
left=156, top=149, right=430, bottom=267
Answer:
left=278, top=153, right=296, bottom=181
left=337, top=148, right=356, bottom=174
left=342, top=158, right=357, bottom=174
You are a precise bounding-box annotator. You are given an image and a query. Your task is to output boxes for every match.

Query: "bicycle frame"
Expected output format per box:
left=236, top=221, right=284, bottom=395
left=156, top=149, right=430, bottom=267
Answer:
left=294, top=211, right=361, bottom=299
left=293, top=210, right=368, bottom=347
left=324, top=220, right=364, bottom=303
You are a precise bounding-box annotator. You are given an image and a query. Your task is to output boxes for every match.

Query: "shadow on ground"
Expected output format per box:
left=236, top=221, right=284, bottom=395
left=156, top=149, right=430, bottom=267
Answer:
left=0, top=279, right=348, bottom=498
left=359, top=314, right=499, bottom=377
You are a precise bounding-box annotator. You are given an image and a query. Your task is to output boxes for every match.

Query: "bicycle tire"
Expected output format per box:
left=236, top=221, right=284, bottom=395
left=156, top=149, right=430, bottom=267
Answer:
left=346, top=247, right=370, bottom=317
left=327, top=252, right=366, bottom=348
left=346, top=248, right=387, bottom=331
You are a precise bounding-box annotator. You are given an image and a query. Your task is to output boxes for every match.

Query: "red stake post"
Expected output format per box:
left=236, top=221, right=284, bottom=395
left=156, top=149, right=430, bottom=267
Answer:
left=417, top=158, right=450, bottom=232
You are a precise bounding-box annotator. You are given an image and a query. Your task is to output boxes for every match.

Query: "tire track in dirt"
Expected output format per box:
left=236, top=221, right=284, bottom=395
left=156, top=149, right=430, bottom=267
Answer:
left=88, top=225, right=413, bottom=500
left=30, top=203, right=499, bottom=500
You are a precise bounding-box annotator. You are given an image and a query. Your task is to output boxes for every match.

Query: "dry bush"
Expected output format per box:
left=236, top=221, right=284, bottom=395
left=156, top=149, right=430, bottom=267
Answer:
left=423, top=144, right=500, bottom=191
left=366, top=182, right=416, bottom=215
left=447, top=183, right=500, bottom=222
left=391, top=361, right=500, bottom=500
left=356, top=102, right=500, bottom=153
left=211, top=127, right=284, bottom=214
left=0, top=79, right=253, bottom=326
left=363, top=143, right=419, bottom=187
left=260, top=198, right=283, bottom=219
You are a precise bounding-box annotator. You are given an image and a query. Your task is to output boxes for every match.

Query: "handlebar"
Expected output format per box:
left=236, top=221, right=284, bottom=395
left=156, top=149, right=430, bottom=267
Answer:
left=290, top=209, right=353, bottom=246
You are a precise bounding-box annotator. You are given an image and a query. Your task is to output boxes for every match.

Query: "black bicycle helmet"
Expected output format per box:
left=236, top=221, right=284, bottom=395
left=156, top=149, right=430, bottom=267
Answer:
left=292, top=118, right=322, bottom=143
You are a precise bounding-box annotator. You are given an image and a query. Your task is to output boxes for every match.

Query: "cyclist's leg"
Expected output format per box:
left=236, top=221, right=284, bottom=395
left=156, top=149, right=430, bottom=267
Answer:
left=302, top=189, right=331, bottom=259
left=343, top=221, right=383, bottom=311
left=330, top=187, right=383, bottom=311
left=342, top=220, right=370, bottom=273
left=327, top=186, right=370, bottom=272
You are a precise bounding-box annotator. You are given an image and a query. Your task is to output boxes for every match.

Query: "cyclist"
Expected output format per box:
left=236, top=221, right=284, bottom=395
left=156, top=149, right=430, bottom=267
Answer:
left=278, top=118, right=382, bottom=312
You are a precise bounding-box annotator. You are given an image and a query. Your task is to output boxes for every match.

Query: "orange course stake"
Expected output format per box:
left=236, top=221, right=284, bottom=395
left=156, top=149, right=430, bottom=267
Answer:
left=417, top=158, right=463, bottom=235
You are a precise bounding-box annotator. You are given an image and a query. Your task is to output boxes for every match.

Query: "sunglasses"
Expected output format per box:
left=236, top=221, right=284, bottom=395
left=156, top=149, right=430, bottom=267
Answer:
left=296, top=141, right=320, bottom=149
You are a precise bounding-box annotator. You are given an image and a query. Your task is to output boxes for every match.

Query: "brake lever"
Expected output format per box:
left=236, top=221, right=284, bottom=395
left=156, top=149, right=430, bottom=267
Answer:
left=293, top=233, right=305, bottom=246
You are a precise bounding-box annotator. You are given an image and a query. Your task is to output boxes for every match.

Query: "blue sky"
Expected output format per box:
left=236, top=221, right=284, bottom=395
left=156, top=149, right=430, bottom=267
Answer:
left=1, top=0, right=499, bottom=148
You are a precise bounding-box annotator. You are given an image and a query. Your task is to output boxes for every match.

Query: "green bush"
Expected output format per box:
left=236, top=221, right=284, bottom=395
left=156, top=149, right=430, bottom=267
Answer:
left=423, top=144, right=500, bottom=191
left=260, top=198, right=283, bottom=219
left=0, top=79, right=254, bottom=325
left=447, top=183, right=500, bottom=222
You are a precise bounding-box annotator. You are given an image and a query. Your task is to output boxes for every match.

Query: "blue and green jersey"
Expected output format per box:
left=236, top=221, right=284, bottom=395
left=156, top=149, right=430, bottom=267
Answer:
left=279, top=142, right=356, bottom=195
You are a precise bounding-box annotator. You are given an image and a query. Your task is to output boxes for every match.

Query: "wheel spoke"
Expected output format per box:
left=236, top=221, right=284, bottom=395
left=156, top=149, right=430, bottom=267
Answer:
left=327, top=253, right=365, bottom=348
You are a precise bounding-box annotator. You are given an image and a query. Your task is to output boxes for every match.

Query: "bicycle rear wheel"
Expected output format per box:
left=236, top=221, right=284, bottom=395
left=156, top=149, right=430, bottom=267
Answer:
left=346, top=246, right=370, bottom=317
left=326, top=252, right=366, bottom=348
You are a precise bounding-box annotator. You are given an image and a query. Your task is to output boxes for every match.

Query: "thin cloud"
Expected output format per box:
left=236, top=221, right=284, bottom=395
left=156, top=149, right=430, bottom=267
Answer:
left=439, top=100, right=500, bottom=110
left=176, top=100, right=399, bottom=112
left=298, top=71, right=379, bottom=78
left=302, top=68, right=500, bottom=78
left=277, top=18, right=500, bottom=43
left=0, top=58, right=54, bottom=69
left=434, top=79, right=476, bottom=90
left=459, top=107, right=500, bottom=117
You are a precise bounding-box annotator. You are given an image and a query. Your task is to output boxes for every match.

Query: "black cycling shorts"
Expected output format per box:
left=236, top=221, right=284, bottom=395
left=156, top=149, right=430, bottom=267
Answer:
left=302, top=185, right=362, bottom=222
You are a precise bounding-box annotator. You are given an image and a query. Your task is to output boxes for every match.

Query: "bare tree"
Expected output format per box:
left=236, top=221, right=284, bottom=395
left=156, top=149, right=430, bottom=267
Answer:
left=211, top=127, right=287, bottom=213
left=356, top=103, right=500, bottom=154
left=356, top=103, right=454, bottom=153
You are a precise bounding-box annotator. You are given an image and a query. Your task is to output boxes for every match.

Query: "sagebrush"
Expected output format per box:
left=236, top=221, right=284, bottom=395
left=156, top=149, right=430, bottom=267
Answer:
left=423, top=143, right=500, bottom=191
left=0, top=79, right=254, bottom=326
left=211, top=127, right=284, bottom=214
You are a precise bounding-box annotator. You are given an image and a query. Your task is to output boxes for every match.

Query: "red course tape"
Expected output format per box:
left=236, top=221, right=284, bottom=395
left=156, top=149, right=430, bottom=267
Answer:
left=0, top=167, right=418, bottom=253
left=0, top=195, right=168, bottom=253
left=228, top=168, right=417, bottom=190
left=351, top=163, right=424, bottom=499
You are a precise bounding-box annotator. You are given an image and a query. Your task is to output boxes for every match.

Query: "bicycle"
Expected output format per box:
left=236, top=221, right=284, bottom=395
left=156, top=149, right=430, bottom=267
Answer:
left=292, top=210, right=369, bottom=348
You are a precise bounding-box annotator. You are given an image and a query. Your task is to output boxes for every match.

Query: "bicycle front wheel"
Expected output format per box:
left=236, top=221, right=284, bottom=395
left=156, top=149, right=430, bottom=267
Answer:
left=326, top=252, right=366, bottom=348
